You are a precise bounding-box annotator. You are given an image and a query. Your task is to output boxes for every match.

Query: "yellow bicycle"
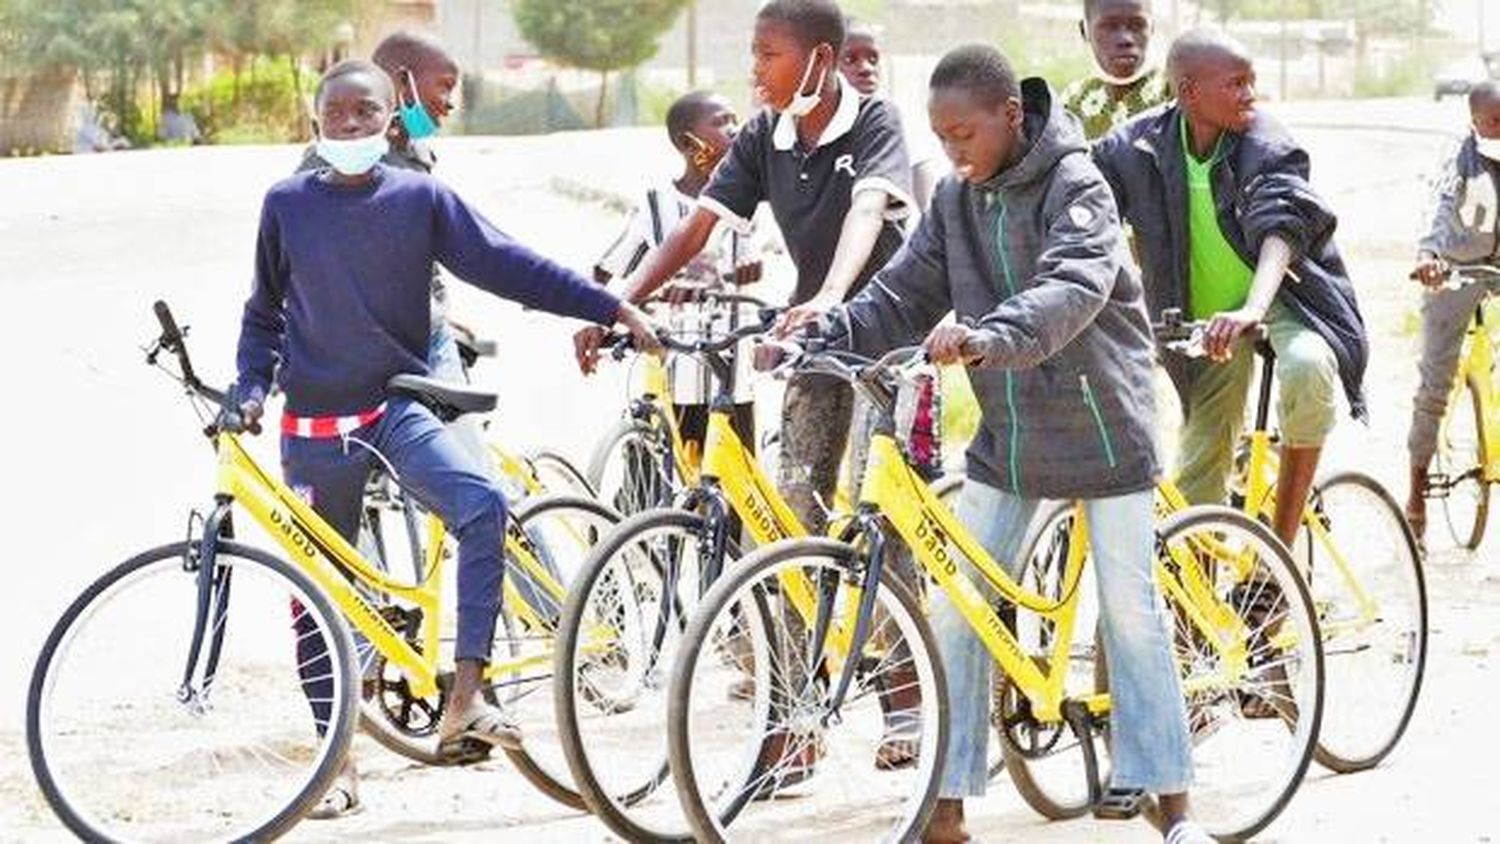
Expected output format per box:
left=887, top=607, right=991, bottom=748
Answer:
left=554, top=317, right=962, bottom=843
left=1428, top=264, right=1500, bottom=548
left=26, top=302, right=617, bottom=842
left=667, top=346, right=1324, bottom=843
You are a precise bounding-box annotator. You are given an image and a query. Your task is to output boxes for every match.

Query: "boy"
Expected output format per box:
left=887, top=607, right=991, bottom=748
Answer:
left=839, top=18, right=943, bottom=210
left=1405, top=79, right=1500, bottom=539
left=228, top=59, right=656, bottom=805
left=1061, top=0, right=1171, bottom=141
left=573, top=0, right=913, bottom=542
left=593, top=90, right=762, bottom=459
left=821, top=44, right=1210, bottom=844
left=1094, top=30, right=1367, bottom=548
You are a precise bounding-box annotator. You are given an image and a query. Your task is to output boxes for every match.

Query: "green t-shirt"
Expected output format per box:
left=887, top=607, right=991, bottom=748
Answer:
left=1183, top=115, right=1254, bottom=319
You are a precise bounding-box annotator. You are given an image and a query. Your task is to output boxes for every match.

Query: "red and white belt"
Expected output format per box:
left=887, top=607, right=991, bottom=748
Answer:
left=281, top=403, right=387, bottom=438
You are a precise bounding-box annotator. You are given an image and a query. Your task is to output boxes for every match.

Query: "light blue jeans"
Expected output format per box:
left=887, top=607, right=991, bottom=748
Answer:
left=933, top=480, right=1194, bottom=798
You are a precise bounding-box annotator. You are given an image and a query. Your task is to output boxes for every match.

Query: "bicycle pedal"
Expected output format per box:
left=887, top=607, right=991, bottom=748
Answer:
left=1092, top=787, right=1146, bottom=821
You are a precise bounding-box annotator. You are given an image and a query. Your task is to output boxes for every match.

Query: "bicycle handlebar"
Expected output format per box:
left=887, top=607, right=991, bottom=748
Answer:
left=148, top=300, right=256, bottom=435
left=1412, top=263, right=1500, bottom=290
left=607, top=306, right=780, bottom=360
left=1151, top=307, right=1269, bottom=359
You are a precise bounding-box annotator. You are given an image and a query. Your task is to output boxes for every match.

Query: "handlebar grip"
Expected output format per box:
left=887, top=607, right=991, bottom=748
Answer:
left=154, top=300, right=183, bottom=344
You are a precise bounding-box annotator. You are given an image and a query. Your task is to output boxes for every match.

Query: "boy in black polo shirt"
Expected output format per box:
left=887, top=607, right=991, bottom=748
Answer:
left=573, top=0, right=913, bottom=542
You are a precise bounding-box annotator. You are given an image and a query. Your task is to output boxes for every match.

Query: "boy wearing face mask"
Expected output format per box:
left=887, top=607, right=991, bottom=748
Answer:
left=574, top=0, right=913, bottom=543
left=593, top=91, right=764, bottom=463
left=1404, top=79, right=1500, bottom=541
left=229, top=59, right=658, bottom=812
left=1061, top=0, right=1171, bottom=141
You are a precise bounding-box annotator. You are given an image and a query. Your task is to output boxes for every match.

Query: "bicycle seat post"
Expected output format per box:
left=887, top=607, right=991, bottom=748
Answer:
left=1253, top=342, right=1276, bottom=434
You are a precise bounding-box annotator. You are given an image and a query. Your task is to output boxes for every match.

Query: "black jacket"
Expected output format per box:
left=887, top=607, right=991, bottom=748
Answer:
left=1093, top=104, right=1368, bottom=420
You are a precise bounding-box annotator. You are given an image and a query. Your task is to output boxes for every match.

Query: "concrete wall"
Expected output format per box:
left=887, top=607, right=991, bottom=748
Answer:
left=0, top=67, right=79, bottom=155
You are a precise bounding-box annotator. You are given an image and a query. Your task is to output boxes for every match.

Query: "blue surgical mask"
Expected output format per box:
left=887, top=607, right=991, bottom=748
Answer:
left=399, top=70, right=439, bottom=140
left=316, top=126, right=389, bottom=176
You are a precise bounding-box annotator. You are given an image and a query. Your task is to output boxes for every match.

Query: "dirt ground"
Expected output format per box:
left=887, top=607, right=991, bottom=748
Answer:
left=1, top=96, right=1497, bottom=842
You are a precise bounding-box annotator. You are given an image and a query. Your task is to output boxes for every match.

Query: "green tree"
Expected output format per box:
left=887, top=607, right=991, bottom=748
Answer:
left=513, top=0, right=689, bottom=127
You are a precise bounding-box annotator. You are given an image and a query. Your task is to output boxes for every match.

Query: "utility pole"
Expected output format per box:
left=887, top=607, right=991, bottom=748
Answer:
left=687, top=1, right=699, bottom=88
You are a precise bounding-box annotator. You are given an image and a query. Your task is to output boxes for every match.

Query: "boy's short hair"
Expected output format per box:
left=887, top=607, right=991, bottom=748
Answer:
left=930, top=44, right=1020, bottom=108
left=315, top=59, right=394, bottom=108
left=1470, top=79, right=1500, bottom=111
left=372, top=30, right=454, bottom=76
left=1084, top=0, right=1153, bottom=19
left=1166, top=28, right=1249, bottom=88
left=665, top=90, right=719, bottom=148
left=757, top=0, right=846, bottom=51
left=844, top=16, right=881, bottom=43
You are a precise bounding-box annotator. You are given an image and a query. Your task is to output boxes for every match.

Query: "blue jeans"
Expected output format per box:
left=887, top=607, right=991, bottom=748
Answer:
left=282, top=396, right=508, bottom=662
left=933, top=480, right=1193, bottom=798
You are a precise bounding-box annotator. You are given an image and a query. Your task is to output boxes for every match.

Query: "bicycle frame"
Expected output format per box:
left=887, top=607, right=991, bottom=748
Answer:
left=1455, top=300, right=1499, bottom=483
left=212, top=433, right=568, bottom=699
left=856, top=432, right=1250, bottom=724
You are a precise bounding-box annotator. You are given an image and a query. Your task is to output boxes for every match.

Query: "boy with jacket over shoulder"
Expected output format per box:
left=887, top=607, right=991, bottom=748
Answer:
left=1093, top=29, right=1368, bottom=549
left=819, top=44, right=1211, bottom=844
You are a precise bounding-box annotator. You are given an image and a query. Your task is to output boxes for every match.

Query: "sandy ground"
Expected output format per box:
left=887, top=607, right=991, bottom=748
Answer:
left=2, top=96, right=1498, bottom=842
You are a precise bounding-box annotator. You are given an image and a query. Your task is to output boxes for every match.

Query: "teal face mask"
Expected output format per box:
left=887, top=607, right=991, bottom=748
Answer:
left=398, top=69, right=439, bottom=140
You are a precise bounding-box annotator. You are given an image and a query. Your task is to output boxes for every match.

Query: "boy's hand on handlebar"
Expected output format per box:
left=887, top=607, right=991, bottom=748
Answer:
left=617, top=303, right=663, bottom=358
left=775, top=293, right=837, bottom=338
left=1410, top=254, right=1449, bottom=288
left=923, top=323, right=982, bottom=366
left=217, top=396, right=263, bottom=435
left=573, top=325, right=607, bottom=375
left=733, top=260, right=764, bottom=287
left=1203, top=307, right=1262, bottom=362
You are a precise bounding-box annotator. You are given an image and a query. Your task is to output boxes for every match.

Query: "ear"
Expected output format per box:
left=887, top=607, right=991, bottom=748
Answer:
left=1005, top=96, right=1024, bottom=130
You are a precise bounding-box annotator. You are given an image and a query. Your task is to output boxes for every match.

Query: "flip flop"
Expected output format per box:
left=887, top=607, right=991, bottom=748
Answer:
left=874, top=709, right=922, bottom=771
left=439, top=703, right=523, bottom=763
left=306, top=779, right=361, bottom=820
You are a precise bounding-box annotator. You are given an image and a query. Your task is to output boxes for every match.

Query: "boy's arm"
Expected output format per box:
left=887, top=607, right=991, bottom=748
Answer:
left=234, top=197, right=288, bottom=411
left=1201, top=234, right=1293, bottom=359
left=616, top=208, right=720, bottom=303
left=780, top=101, right=914, bottom=335
left=432, top=182, right=622, bottom=326
left=829, top=202, right=953, bottom=356
left=963, top=177, right=1123, bottom=370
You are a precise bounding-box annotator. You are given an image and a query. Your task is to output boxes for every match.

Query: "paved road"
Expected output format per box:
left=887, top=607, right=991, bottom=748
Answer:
left=2, top=97, right=1495, bottom=842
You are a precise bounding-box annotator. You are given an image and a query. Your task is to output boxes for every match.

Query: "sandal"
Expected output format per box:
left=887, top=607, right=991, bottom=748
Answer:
left=306, top=768, right=361, bottom=820
left=874, top=709, right=922, bottom=771
left=438, top=702, right=522, bottom=763
left=1092, top=786, right=1146, bottom=821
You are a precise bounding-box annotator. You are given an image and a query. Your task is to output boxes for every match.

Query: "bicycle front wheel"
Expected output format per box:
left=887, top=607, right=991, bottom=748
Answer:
left=28, top=540, right=358, bottom=843
left=1434, top=377, right=1490, bottom=549
left=1304, top=472, right=1427, bottom=773
left=554, top=508, right=720, bottom=842
left=1158, top=505, right=1324, bottom=841
left=588, top=418, right=675, bottom=518
left=668, top=537, right=947, bottom=843
left=527, top=449, right=596, bottom=499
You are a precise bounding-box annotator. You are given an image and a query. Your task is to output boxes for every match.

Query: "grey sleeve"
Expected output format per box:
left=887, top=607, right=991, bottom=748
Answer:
left=1418, top=142, right=1464, bottom=258
left=831, top=198, right=953, bottom=355
left=1091, top=129, right=1131, bottom=223
left=970, top=171, right=1122, bottom=370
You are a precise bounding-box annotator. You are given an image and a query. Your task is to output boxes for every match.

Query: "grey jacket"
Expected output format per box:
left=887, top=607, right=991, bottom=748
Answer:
left=831, top=79, right=1160, bottom=499
left=1419, top=134, right=1500, bottom=264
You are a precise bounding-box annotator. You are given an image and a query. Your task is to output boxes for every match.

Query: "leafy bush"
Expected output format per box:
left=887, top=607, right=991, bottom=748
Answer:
left=181, top=57, right=313, bottom=144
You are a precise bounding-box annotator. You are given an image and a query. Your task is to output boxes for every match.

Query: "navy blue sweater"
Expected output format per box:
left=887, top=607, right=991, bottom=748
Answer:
left=236, top=165, right=621, bottom=416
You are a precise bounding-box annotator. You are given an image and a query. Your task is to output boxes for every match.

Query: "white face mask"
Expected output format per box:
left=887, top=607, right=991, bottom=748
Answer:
left=316, top=125, right=390, bottom=176
left=1475, top=128, right=1500, bottom=162
left=785, top=50, right=829, bottom=118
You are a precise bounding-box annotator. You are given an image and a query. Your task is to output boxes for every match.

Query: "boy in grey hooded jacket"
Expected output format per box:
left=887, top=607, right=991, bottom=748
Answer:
left=822, top=45, right=1212, bottom=844
left=1405, top=80, right=1500, bottom=540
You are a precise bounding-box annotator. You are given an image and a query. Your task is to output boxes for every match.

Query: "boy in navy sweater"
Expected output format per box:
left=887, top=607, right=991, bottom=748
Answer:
left=230, top=60, right=656, bottom=767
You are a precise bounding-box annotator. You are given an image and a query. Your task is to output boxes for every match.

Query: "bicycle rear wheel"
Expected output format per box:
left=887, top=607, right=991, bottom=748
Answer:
left=667, top=537, right=947, bottom=843
left=1434, top=378, right=1490, bottom=549
left=527, top=449, right=596, bottom=498
left=28, top=540, right=358, bottom=843
left=1157, top=505, right=1323, bottom=841
left=1304, top=472, right=1426, bottom=773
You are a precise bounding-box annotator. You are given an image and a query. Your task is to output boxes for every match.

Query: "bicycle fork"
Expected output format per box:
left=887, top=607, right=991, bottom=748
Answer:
left=176, top=496, right=236, bottom=714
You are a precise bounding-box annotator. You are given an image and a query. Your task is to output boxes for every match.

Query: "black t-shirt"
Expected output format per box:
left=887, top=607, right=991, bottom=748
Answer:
left=702, top=81, right=914, bottom=305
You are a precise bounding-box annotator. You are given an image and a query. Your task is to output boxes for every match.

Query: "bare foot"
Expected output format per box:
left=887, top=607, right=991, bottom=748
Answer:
left=922, top=798, right=970, bottom=844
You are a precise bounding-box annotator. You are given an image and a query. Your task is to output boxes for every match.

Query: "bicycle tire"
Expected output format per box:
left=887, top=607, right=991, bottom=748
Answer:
left=587, top=418, right=675, bottom=518
left=28, top=540, right=359, bottom=843
left=1305, top=471, right=1427, bottom=773
left=667, top=537, right=948, bottom=844
left=1434, top=377, right=1490, bottom=550
left=554, top=507, right=719, bottom=843
left=527, top=449, right=597, bottom=498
